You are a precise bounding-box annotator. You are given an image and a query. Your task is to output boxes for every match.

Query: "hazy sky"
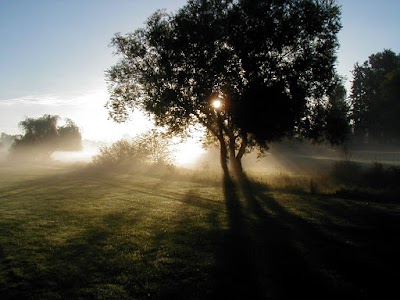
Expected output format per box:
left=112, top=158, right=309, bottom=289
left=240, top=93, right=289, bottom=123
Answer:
left=0, top=0, right=399, bottom=141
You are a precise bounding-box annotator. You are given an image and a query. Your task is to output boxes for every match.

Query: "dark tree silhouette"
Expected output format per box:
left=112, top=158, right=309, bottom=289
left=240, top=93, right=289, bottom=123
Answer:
left=351, top=49, right=400, bottom=144
left=380, top=69, right=400, bottom=141
left=106, top=0, right=343, bottom=177
left=305, top=76, right=350, bottom=145
left=11, top=115, right=82, bottom=160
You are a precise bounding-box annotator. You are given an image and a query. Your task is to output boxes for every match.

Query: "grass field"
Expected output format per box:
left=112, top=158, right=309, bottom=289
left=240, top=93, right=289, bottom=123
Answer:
left=0, top=162, right=399, bottom=299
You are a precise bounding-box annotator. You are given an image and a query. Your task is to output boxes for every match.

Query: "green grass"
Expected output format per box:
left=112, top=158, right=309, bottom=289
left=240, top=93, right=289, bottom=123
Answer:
left=0, top=163, right=399, bottom=299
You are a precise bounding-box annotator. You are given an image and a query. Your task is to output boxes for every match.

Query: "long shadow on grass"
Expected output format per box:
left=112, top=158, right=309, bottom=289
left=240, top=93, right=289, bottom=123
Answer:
left=212, top=175, right=262, bottom=299
left=212, top=174, right=395, bottom=299
left=0, top=211, right=142, bottom=300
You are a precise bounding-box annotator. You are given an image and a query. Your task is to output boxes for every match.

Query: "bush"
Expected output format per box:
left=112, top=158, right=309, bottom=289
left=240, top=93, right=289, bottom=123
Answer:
left=92, top=130, right=174, bottom=171
left=92, top=139, right=148, bottom=170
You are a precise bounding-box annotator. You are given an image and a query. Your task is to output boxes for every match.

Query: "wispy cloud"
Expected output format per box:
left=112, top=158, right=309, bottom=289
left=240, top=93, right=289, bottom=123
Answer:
left=0, top=89, right=108, bottom=107
left=0, top=95, right=69, bottom=106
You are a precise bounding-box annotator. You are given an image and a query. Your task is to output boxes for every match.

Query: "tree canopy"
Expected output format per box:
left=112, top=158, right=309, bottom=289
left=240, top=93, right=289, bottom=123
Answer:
left=11, top=114, right=82, bottom=160
left=351, top=49, right=400, bottom=144
left=106, top=0, right=343, bottom=176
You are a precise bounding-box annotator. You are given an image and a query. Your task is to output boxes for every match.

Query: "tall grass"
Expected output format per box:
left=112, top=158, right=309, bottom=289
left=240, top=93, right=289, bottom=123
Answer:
left=240, top=160, right=400, bottom=200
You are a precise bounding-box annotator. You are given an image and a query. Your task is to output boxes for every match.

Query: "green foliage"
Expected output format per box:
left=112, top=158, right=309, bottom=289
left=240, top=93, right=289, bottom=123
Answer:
left=351, top=49, right=400, bottom=144
left=92, top=130, right=173, bottom=170
left=106, top=0, right=343, bottom=175
left=10, top=115, right=82, bottom=161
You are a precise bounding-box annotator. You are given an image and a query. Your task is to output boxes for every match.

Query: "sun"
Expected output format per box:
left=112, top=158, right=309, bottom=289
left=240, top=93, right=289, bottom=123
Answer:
left=211, top=99, right=222, bottom=109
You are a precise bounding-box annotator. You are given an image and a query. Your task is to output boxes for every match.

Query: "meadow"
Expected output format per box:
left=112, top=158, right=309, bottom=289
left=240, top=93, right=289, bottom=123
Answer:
left=0, top=159, right=399, bottom=299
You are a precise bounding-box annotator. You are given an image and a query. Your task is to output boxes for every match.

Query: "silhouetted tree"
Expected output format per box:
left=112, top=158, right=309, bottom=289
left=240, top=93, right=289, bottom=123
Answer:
left=380, top=69, right=400, bottom=141
left=350, top=49, right=400, bottom=144
left=11, top=115, right=82, bottom=160
left=304, top=76, right=350, bottom=145
left=106, top=0, right=343, bottom=177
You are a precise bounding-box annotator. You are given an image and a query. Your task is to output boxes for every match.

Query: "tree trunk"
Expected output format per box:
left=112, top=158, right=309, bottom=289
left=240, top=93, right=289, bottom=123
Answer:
left=227, top=145, right=244, bottom=180
left=227, top=133, right=247, bottom=180
left=231, top=155, right=244, bottom=179
left=219, top=139, right=229, bottom=176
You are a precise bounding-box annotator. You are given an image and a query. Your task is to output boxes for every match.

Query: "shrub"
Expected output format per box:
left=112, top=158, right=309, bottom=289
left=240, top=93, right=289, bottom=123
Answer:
left=92, top=139, right=148, bottom=169
left=91, top=130, right=174, bottom=171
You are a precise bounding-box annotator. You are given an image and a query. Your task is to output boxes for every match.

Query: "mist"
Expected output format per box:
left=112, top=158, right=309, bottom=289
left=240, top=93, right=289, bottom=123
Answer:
left=188, top=141, right=343, bottom=175
left=51, top=140, right=102, bottom=163
left=4, top=133, right=399, bottom=176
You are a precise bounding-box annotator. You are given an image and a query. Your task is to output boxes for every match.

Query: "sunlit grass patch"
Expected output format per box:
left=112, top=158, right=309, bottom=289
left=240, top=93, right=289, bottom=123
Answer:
left=1, top=163, right=399, bottom=299
left=0, top=164, right=227, bottom=299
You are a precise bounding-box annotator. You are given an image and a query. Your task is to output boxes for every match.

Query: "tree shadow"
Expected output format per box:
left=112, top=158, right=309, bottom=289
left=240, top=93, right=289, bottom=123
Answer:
left=237, top=177, right=337, bottom=299
left=2, top=165, right=398, bottom=299
left=212, top=174, right=263, bottom=299
left=213, top=174, right=398, bottom=299
left=0, top=169, right=227, bottom=299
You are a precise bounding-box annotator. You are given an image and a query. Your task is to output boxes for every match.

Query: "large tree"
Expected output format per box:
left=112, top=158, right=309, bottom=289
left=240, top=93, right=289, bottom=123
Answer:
left=11, top=114, right=82, bottom=160
left=350, top=49, right=400, bottom=144
left=106, top=0, right=343, bottom=177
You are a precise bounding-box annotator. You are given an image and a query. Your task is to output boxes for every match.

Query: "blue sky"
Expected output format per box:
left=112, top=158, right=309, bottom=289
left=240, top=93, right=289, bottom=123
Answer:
left=0, top=0, right=399, bottom=140
left=337, top=0, right=400, bottom=84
